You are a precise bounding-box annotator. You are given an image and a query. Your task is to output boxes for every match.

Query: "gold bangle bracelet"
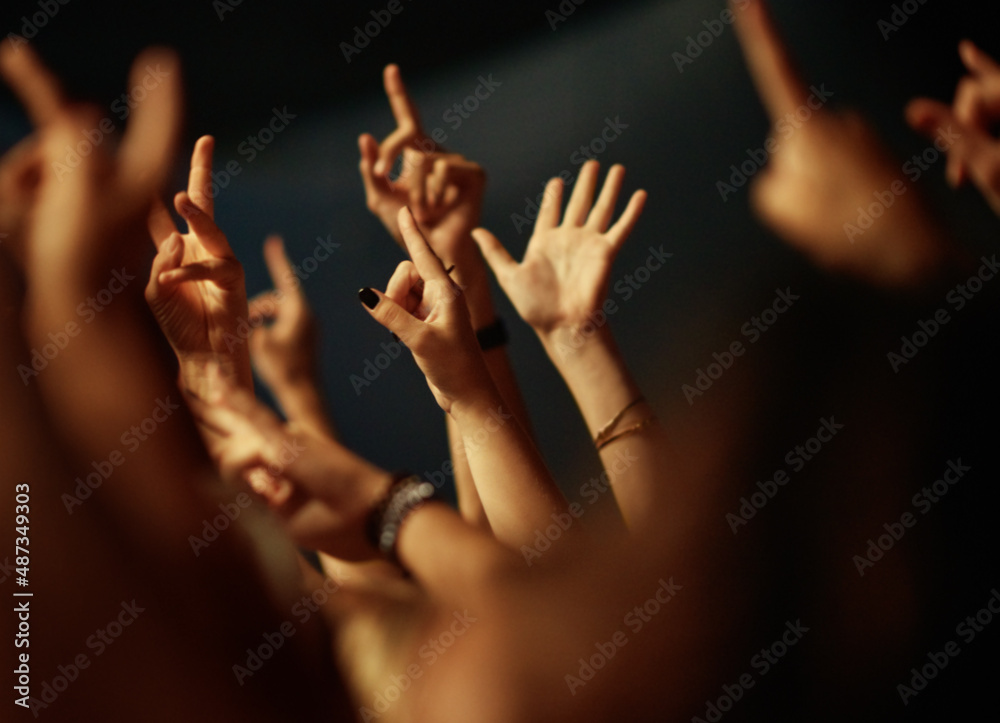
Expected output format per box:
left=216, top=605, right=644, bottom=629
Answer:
left=593, top=397, right=645, bottom=448
left=595, top=417, right=656, bottom=451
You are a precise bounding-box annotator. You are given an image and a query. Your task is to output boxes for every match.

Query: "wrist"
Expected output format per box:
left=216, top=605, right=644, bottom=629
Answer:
left=447, top=379, right=504, bottom=423
left=450, top=251, right=496, bottom=329
left=365, top=472, right=440, bottom=565
left=539, top=322, right=617, bottom=368
left=178, top=353, right=254, bottom=397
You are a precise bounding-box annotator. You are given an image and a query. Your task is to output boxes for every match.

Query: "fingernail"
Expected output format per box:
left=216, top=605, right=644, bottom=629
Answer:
left=358, top=287, right=379, bottom=309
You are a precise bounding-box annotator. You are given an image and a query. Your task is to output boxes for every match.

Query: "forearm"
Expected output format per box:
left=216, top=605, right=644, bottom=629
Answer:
left=449, top=383, right=569, bottom=549
left=539, top=325, right=670, bottom=533
left=179, top=350, right=255, bottom=399
left=26, top=282, right=217, bottom=546
left=446, top=412, right=490, bottom=527
left=396, top=501, right=512, bottom=603
left=269, top=375, right=338, bottom=439
left=449, top=252, right=533, bottom=529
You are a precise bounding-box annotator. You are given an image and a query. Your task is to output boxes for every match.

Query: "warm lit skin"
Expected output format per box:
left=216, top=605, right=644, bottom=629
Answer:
left=472, top=161, right=673, bottom=534
left=247, top=234, right=338, bottom=439
left=361, top=207, right=571, bottom=550
left=907, top=40, right=1000, bottom=218
left=358, top=63, right=533, bottom=530
left=730, top=0, right=956, bottom=288
left=146, top=135, right=255, bottom=397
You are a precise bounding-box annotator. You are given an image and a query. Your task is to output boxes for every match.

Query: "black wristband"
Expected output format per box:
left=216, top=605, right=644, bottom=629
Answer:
left=365, top=472, right=439, bottom=565
left=476, top=318, right=508, bottom=351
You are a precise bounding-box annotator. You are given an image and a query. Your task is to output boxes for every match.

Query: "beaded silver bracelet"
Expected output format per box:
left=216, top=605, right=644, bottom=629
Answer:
left=366, top=473, right=439, bottom=565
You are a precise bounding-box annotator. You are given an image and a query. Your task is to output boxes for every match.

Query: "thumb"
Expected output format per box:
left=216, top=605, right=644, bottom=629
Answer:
left=358, top=286, right=422, bottom=343
left=471, top=228, right=517, bottom=283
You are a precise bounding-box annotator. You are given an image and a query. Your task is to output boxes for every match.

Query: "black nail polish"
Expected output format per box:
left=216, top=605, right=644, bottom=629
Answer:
left=358, top=287, right=379, bottom=309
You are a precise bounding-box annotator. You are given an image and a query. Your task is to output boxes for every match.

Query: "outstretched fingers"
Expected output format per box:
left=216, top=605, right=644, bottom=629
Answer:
left=533, top=176, right=564, bottom=233
left=563, top=160, right=600, bottom=226
left=605, top=189, right=648, bottom=249
left=587, top=164, right=626, bottom=232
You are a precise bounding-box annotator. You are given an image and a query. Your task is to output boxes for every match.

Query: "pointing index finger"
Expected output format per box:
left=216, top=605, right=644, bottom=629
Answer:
left=397, top=206, right=447, bottom=282
left=383, top=64, right=424, bottom=136
left=732, top=0, right=810, bottom=122
left=375, top=65, right=428, bottom=175
left=188, top=135, right=215, bottom=218
left=262, top=235, right=299, bottom=295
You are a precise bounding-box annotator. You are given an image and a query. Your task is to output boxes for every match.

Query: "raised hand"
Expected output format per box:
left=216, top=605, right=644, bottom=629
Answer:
left=472, top=162, right=672, bottom=535
left=248, top=237, right=317, bottom=387
left=145, top=135, right=253, bottom=392
left=187, top=372, right=391, bottom=561
left=358, top=65, right=486, bottom=264
left=2, top=46, right=177, bottom=293
left=361, top=206, right=491, bottom=412
left=245, top=235, right=339, bottom=438
left=471, top=161, right=645, bottom=343
left=359, top=64, right=541, bottom=533
left=361, top=207, right=569, bottom=548
left=731, top=0, right=950, bottom=287
left=907, top=41, right=1000, bottom=217
left=1, top=43, right=352, bottom=719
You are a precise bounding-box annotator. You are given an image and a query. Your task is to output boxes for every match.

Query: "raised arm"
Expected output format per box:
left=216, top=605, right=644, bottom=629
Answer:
left=731, top=0, right=956, bottom=287
left=1, top=40, right=343, bottom=720
left=472, top=162, right=671, bottom=535
left=248, top=235, right=338, bottom=438
left=145, top=134, right=254, bottom=396
left=361, top=207, right=571, bottom=550
left=358, top=64, right=532, bottom=529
